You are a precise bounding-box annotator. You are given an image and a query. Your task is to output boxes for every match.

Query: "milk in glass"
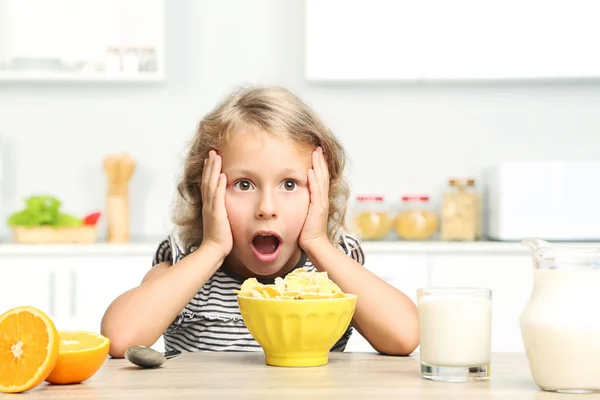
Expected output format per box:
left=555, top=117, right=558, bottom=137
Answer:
left=417, top=287, right=492, bottom=382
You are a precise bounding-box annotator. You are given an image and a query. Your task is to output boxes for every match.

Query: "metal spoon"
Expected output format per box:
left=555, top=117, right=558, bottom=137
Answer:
left=124, top=345, right=182, bottom=369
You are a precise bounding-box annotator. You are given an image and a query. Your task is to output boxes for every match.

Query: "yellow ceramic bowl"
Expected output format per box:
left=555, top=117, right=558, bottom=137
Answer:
left=237, top=295, right=357, bottom=367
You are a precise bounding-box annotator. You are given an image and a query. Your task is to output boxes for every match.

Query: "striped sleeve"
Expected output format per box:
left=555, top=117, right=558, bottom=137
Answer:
left=331, top=327, right=353, bottom=352
left=151, top=236, right=187, bottom=332
left=152, top=238, right=172, bottom=266
left=337, top=234, right=365, bottom=265
left=152, top=235, right=186, bottom=267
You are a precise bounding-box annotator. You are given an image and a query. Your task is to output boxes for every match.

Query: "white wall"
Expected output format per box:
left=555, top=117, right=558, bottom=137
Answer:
left=0, top=0, right=598, bottom=242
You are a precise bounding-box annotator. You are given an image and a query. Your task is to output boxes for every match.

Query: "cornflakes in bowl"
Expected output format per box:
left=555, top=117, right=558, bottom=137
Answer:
left=236, top=268, right=357, bottom=367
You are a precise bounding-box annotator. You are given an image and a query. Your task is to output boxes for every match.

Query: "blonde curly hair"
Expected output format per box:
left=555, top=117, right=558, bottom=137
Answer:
left=173, top=85, right=352, bottom=253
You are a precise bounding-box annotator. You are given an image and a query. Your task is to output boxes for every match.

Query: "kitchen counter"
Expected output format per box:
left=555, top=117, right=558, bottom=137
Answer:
left=17, top=352, right=580, bottom=399
left=2, top=239, right=600, bottom=257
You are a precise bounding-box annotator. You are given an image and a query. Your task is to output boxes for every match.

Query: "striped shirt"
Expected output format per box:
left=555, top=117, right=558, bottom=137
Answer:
left=152, top=234, right=365, bottom=353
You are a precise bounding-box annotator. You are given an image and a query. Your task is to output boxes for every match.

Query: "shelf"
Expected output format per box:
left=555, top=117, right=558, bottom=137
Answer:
left=0, top=71, right=165, bottom=83
left=0, top=241, right=158, bottom=257
left=1, top=239, right=599, bottom=257
left=361, top=240, right=600, bottom=254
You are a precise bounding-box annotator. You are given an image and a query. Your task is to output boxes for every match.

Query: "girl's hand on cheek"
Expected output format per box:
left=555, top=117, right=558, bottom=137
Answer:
left=299, top=147, right=330, bottom=251
left=200, top=150, right=233, bottom=259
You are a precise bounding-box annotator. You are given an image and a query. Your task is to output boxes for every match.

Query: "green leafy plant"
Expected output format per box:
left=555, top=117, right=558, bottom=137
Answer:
left=7, top=196, right=83, bottom=228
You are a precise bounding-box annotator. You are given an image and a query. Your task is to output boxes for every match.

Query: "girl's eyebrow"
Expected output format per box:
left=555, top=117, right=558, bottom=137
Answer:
left=225, top=167, right=304, bottom=176
left=225, top=168, right=253, bottom=176
left=280, top=167, right=304, bottom=176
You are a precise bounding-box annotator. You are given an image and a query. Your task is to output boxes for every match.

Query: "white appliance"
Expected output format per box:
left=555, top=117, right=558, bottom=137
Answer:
left=485, top=161, right=600, bottom=241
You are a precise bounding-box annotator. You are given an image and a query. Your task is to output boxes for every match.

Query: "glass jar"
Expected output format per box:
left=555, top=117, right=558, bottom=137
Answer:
left=350, top=195, right=392, bottom=240
left=440, top=179, right=482, bottom=241
left=394, top=196, right=439, bottom=240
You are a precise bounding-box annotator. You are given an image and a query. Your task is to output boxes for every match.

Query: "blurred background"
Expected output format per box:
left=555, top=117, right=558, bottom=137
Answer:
left=2, top=0, right=600, bottom=354
left=1, top=0, right=599, bottom=243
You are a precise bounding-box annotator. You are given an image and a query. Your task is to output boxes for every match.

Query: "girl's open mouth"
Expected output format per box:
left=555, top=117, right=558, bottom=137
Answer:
left=251, top=231, right=282, bottom=263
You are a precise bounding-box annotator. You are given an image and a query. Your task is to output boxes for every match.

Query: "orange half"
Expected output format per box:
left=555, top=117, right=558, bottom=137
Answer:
left=45, top=331, right=110, bottom=385
left=0, top=306, right=60, bottom=393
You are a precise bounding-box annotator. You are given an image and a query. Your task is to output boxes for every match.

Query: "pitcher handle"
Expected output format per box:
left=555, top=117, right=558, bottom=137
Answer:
left=521, top=237, right=552, bottom=252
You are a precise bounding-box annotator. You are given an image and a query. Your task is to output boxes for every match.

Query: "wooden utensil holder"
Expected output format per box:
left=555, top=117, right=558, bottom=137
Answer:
left=104, top=154, right=136, bottom=243
left=107, top=193, right=130, bottom=243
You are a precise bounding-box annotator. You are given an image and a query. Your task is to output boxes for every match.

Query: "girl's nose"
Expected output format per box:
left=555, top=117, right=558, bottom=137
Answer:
left=256, top=192, right=277, bottom=219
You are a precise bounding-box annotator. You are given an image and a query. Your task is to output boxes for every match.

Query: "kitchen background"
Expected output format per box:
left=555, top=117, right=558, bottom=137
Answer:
left=1, top=0, right=600, bottom=354
left=1, top=0, right=600, bottom=243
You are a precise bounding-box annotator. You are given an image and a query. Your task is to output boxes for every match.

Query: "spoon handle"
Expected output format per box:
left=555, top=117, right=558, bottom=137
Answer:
left=164, top=349, right=182, bottom=359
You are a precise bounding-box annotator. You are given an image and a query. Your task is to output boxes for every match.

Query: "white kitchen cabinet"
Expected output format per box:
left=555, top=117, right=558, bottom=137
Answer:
left=428, top=254, right=534, bottom=353
left=306, top=0, right=600, bottom=82
left=64, top=255, right=165, bottom=351
left=0, top=253, right=165, bottom=351
left=68, top=256, right=150, bottom=332
left=0, top=0, right=166, bottom=83
left=346, top=253, right=428, bottom=353
left=364, top=253, right=429, bottom=302
left=0, top=257, right=57, bottom=318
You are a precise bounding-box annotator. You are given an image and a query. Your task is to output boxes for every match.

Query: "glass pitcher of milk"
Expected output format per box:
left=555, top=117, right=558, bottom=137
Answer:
left=521, top=238, right=600, bottom=394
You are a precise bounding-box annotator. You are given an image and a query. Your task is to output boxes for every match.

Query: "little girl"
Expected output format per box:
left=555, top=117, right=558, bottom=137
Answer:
left=101, top=86, right=418, bottom=357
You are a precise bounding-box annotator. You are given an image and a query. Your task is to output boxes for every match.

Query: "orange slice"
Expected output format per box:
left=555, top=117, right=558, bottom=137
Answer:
left=0, top=306, right=60, bottom=393
left=45, top=331, right=110, bottom=385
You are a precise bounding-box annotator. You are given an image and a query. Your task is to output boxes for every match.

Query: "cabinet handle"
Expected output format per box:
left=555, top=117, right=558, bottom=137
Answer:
left=48, top=273, right=56, bottom=317
left=70, top=270, right=77, bottom=317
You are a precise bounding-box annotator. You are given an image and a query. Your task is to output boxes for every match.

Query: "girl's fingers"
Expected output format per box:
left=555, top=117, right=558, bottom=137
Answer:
left=312, top=147, right=328, bottom=208
left=202, top=153, right=213, bottom=206
left=318, top=148, right=329, bottom=196
left=201, top=157, right=209, bottom=204
left=308, top=168, right=320, bottom=205
left=313, top=148, right=324, bottom=181
left=204, top=150, right=220, bottom=209
left=205, top=152, right=216, bottom=205
left=209, top=154, right=222, bottom=205
left=215, top=173, right=227, bottom=213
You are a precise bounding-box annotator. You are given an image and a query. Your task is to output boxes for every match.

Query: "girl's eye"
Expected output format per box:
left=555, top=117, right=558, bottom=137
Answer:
left=282, top=180, right=297, bottom=191
left=234, top=180, right=254, bottom=191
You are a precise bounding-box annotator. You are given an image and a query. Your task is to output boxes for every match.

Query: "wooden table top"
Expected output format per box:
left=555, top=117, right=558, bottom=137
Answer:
left=10, top=352, right=588, bottom=399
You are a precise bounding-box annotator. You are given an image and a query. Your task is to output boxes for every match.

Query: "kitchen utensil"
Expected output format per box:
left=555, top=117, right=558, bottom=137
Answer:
left=103, top=153, right=136, bottom=243
left=124, top=346, right=181, bottom=369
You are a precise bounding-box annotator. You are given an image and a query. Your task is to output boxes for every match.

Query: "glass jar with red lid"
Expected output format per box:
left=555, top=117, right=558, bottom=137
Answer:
left=350, top=195, right=392, bottom=240
left=394, top=195, right=439, bottom=240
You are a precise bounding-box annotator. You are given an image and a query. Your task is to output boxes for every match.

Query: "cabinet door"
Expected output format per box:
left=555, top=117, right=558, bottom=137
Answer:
left=67, top=256, right=151, bottom=333
left=363, top=253, right=428, bottom=303
left=429, top=254, right=533, bottom=352
left=306, top=1, right=600, bottom=81
left=0, top=257, right=55, bottom=319
left=71, top=256, right=166, bottom=352
left=346, top=253, right=428, bottom=353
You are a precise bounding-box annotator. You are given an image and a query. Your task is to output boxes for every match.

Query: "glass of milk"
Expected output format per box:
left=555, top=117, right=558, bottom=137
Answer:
left=417, top=287, right=492, bottom=382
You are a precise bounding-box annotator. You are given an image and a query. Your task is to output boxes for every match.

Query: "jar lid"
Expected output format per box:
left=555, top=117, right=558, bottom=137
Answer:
left=356, top=195, right=384, bottom=201
left=402, top=195, right=429, bottom=202
left=449, top=179, right=475, bottom=187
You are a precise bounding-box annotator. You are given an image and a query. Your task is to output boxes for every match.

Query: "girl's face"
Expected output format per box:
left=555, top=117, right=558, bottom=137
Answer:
left=220, top=129, right=312, bottom=278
